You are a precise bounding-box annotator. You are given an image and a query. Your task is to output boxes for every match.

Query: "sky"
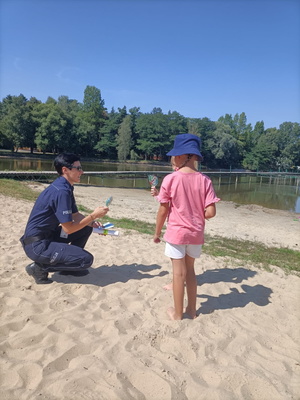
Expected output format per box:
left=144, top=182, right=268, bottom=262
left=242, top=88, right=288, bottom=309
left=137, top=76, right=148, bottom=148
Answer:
left=0, top=0, right=299, bottom=129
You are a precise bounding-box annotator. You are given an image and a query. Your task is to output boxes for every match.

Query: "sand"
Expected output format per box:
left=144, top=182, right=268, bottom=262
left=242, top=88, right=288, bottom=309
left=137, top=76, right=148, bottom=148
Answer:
left=0, top=184, right=299, bottom=400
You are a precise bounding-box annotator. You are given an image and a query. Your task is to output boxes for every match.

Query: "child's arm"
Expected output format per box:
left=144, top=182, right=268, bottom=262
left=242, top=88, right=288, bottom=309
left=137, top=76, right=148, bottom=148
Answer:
left=205, top=203, right=216, bottom=220
left=154, top=202, right=169, bottom=243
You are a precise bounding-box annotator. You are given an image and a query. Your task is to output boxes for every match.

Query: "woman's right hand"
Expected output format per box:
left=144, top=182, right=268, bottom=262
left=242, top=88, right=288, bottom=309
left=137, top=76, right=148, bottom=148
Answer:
left=92, top=206, right=109, bottom=219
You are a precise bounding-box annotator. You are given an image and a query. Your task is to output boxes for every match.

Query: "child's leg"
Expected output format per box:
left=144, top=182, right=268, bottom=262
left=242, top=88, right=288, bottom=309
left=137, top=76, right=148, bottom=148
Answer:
left=163, top=260, right=173, bottom=290
left=184, top=254, right=197, bottom=319
left=168, top=257, right=186, bottom=320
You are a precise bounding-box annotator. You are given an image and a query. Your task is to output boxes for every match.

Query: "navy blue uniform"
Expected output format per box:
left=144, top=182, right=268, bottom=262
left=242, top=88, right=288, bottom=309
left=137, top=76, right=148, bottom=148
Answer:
left=21, top=176, right=93, bottom=272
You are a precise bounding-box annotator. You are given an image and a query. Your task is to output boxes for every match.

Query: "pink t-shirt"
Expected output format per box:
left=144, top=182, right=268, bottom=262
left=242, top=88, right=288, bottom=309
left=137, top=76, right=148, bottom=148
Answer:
left=158, top=171, right=220, bottom=245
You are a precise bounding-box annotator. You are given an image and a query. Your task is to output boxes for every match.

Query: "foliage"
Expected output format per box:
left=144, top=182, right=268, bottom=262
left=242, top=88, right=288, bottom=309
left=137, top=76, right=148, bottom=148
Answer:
left=0, top=86, right=299, bottom=170
left=117, top=115, right=132, bottom=161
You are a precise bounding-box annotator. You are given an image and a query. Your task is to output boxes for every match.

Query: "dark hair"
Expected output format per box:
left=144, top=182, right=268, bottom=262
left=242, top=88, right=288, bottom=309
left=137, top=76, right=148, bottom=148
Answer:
left=54, top=153, right=80, bottom=175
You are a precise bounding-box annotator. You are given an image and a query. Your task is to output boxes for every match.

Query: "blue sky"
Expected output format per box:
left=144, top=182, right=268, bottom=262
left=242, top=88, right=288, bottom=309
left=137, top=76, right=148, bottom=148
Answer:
left=1, top=0, right=299, bottom=129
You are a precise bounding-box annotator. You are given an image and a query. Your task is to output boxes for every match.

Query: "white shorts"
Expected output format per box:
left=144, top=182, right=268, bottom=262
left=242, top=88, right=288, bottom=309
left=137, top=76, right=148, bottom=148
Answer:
left=165, top=242, right=202, bottom=259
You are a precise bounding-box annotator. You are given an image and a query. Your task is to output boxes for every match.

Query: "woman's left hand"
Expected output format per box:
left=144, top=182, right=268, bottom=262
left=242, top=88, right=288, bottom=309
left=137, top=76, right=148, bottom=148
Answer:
left=92, top=220, right=103, bottom=228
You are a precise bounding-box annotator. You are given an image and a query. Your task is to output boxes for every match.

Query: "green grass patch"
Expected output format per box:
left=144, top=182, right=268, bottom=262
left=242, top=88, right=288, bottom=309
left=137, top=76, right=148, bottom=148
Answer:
left=204, top=235, right=300, bottom=273
left=0, top=178, right=39, bottom=202
left=1, top=179, right=299, bottom=274
left=77, top=204, right=154, bottom=234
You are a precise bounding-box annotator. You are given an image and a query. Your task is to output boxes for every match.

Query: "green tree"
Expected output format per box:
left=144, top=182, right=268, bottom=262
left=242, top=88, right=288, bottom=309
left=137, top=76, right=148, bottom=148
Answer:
left=34, top=98, right=73, bottom=153
left=242, top=124, right=279, bottom=171
left=190, top=118, right=217, bottom=165
left=23, top=97, right=42, bottom=153
left=206, top=122, right=240, bottom=168
left=242, top=121, right=266, bottom=170
left=80, top=86, right=107, bottom=154
left=136, top=110, right=168, bottom=160
left=165, top=111, right=188, bottom=156
left=277, top=122, right=300, bottom=169
left=95, top=107, right=127, bottom=158
left=129, top=106, right=141, bottom=152
left=0, top=94, right=28, bottom=151
left=117, top=115, right=132, bottom=161
left=57, top=95, right=82, bottom=153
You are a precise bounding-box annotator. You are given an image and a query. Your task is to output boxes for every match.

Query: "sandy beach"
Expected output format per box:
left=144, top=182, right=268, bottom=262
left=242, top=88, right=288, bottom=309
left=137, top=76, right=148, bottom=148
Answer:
left=0, top=184, right=299, bottom=400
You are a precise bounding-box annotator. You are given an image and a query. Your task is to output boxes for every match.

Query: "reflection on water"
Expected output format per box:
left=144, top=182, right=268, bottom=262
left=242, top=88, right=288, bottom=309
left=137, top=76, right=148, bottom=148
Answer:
left=210, top=174, right=300, bottom=213
left=0, top=159, right=170, bottom=173
left=1, top=158, right=299, bottom=212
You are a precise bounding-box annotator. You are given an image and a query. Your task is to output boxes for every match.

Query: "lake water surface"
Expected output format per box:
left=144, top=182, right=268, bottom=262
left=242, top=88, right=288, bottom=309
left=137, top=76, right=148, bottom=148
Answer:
left=1, top=157, right=299, bottom=213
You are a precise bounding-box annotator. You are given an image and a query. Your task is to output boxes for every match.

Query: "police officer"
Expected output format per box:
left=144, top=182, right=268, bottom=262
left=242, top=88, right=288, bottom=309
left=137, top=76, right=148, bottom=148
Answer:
left=20, top=153, right=109, bottom=284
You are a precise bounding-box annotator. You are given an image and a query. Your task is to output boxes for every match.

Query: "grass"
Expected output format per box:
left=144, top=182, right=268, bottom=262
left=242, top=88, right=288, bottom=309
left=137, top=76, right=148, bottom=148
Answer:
left=2, top=178, right=299, bottom=274
left=204, top=236, right=300, bottom=274
left=0, top=179, right=39, bottom=202
left=77, top=204, right=155, bottom=235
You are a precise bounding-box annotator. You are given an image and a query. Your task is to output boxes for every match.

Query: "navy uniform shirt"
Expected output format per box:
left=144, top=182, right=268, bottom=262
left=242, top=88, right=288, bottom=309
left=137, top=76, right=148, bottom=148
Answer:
left=24, top=176, right=78, bottom=238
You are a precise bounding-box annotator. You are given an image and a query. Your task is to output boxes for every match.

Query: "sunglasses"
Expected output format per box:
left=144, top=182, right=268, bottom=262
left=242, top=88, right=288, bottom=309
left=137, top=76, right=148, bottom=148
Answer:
left=70, top=166, right=83, bottom=171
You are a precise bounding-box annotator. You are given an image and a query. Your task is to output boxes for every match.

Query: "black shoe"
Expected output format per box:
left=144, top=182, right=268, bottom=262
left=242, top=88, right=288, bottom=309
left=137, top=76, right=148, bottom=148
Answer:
left=25, top=263, right=53, bottom=284
left=59, top=269, right=90, bottom=276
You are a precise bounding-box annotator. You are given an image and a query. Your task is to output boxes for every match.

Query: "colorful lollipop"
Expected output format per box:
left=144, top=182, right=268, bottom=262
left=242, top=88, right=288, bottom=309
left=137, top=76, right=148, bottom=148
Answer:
left=148, top=174, right=158, bottom=187
left=105, top=196, right=113, bottom=207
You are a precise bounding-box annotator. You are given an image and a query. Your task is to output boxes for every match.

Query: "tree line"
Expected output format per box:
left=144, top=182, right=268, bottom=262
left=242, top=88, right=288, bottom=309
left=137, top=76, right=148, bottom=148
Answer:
left=0, top=85, right=299, bottom=171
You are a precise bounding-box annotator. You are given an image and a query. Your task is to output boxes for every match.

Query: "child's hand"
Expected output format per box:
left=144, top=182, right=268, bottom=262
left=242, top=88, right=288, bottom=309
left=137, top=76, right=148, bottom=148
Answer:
left=151, top=187, right=159, bottom=197
left=153, top=234, right=161, bottom=243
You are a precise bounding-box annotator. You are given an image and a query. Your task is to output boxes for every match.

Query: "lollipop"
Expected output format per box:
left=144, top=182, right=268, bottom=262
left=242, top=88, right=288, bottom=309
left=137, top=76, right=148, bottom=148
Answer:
left=148, top=174, right=158, bottom=188
left=105, top=196, right=113, bottom=207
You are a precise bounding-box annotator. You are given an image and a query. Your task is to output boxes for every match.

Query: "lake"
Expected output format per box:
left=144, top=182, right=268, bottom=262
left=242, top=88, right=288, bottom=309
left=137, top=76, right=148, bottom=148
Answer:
left=0, top=157, right=299, bottom=213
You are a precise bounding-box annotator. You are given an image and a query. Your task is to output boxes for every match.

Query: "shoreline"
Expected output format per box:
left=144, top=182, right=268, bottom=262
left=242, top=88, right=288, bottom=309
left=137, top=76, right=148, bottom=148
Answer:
left=73, top=185, right=300, bottom=251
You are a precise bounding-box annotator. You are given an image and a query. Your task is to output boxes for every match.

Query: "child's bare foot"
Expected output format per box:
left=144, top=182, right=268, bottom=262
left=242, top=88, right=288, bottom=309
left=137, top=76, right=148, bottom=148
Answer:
left=167, top=307, right=182, bottom=320
left=185, top=307, right=197, bottom=319
left=163, top=281, right=173, bottom=291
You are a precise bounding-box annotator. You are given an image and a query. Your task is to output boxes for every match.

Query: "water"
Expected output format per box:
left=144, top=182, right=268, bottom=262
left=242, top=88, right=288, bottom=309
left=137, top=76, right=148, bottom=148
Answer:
left=210, top=174, right=300, bottom=213
left=0, top=157, right=299, bottom=213
left=0, top=158, right=169, bottom=173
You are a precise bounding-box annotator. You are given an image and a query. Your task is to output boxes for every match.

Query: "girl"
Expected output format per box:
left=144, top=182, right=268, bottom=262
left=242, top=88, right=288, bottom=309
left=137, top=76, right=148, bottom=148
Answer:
left=153, top=134, right=220, bottom=320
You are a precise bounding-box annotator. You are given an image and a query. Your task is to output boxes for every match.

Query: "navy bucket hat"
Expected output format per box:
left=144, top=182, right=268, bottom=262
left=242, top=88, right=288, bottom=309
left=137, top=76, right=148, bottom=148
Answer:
left=166, top=133, right=202, bottom=157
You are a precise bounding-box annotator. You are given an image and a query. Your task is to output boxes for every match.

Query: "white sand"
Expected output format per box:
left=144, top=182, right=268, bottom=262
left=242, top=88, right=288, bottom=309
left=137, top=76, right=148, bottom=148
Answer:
left=0, top=184, right=299, bottom=400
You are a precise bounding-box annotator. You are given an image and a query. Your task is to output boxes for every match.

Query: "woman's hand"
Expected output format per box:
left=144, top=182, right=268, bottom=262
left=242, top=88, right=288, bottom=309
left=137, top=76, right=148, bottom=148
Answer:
left=92, top=220, right=103, bottom=228
left=91, top=206, right=109, bottom=219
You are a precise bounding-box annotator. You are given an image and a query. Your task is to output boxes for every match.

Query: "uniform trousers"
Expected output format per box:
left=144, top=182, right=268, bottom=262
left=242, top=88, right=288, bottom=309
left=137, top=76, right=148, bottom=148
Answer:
left=22, top=226, right=93, bottom=272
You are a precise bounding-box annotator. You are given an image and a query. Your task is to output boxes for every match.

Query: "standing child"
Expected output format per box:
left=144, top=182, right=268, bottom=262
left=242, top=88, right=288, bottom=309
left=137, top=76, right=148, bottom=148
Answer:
left=153, top=134, right=220, bottom=320
left=150, top=156, right=176, bottom=291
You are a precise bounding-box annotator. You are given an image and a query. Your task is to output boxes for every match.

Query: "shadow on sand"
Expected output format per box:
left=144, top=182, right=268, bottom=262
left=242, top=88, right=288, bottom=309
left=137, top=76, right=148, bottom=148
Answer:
left=52, top=263, right=168, bottom=287
left=197, top=267, right=272, bottom=314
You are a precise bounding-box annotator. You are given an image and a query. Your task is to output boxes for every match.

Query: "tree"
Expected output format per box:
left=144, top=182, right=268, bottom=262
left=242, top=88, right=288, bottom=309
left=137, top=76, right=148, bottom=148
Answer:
left=80, top=86, right=107, bottom=155
left=129, top=106, right=141, bottom=152
left=117, top=115, right=132, bottom=161
left=205, top=122, right=240, bottom=168
left=95, top=107, right=127, bottom=159
left=242, top=126, right=279, bottom=171
left=34, top=101, right=73, bottom=153
left=136, top=111, right=169, bottom=160
left=277, top=122, right=300, bottom=168
left=0, top=94, right=28, bottom=151
left=192, top=118, right=217, bottom=165
left=23, top=97, right=41, bottom=152
left=167, top=111, right=188, bottom=139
